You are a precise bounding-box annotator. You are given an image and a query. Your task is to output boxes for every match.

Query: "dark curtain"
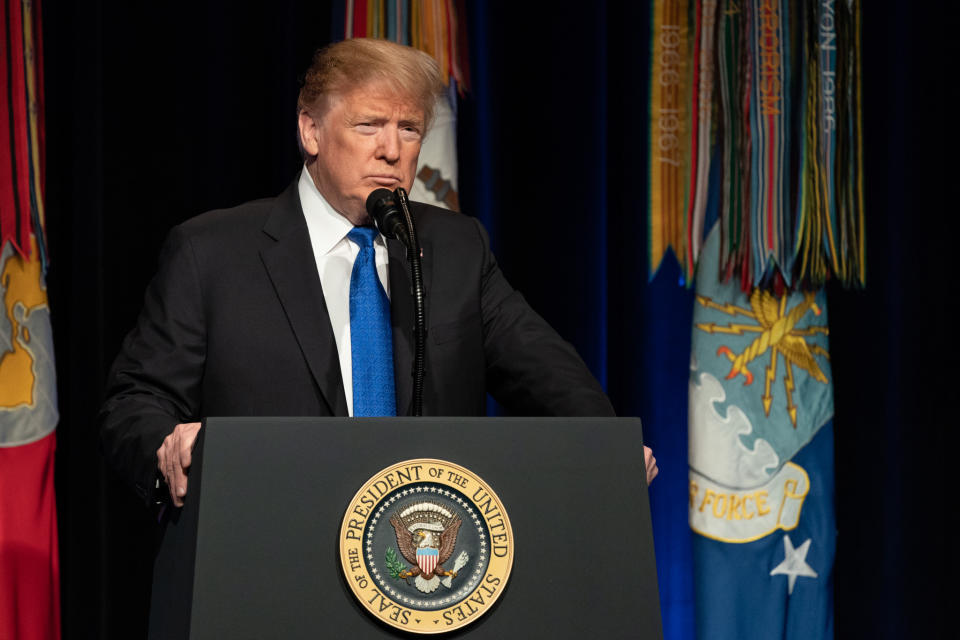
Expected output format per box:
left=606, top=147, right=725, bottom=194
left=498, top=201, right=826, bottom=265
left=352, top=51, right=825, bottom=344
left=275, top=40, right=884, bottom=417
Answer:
left=43, top=2, right=946, bottom=638
left=827, top=4, right=948, bottom=638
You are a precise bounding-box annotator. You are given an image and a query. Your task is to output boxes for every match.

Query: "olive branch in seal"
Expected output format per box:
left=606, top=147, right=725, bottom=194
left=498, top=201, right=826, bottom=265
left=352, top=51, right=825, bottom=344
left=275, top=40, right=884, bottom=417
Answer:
left=385, top=547, right=406, bottom=580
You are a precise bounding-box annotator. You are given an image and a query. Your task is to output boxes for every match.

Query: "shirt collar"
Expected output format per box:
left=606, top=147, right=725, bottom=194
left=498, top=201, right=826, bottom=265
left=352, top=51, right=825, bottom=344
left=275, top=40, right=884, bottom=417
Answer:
left=298, top=165, right=358, bottom=256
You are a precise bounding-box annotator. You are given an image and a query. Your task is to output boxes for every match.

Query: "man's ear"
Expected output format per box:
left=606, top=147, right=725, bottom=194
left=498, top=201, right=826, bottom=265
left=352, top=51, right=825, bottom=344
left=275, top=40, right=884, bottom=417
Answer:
left=297, top=111, right=321, bottom=157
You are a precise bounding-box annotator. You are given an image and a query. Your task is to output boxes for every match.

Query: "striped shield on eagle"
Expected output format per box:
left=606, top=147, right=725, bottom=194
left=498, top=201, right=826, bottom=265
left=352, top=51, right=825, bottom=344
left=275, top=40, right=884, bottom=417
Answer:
left=416, top=547, right=439, bottom=575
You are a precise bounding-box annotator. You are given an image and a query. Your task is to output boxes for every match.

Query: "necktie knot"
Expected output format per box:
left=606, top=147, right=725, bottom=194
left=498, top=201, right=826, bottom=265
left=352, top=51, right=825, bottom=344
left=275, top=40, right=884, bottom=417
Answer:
left=348, top=226, right=379, bottom=250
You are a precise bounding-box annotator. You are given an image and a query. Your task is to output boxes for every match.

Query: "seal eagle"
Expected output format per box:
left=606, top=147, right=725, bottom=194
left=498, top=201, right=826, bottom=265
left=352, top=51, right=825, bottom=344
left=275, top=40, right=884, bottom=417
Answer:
left=389, top=504, right=462, bottom=583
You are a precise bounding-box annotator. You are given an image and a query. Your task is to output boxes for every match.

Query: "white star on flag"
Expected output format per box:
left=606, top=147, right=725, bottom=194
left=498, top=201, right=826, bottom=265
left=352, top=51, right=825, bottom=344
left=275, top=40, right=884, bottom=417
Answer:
left=770, top=534, right=819, bottom=594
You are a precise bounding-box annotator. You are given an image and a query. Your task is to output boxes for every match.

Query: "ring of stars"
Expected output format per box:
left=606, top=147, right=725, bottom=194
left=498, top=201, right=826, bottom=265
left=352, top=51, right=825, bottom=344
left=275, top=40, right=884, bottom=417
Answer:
left=363, top=484, right=490, bottom=610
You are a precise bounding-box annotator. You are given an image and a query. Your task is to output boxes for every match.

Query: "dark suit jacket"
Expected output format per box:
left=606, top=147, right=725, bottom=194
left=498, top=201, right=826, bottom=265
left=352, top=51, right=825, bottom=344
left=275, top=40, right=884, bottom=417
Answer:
left=99, top=179, right=614, bottom=503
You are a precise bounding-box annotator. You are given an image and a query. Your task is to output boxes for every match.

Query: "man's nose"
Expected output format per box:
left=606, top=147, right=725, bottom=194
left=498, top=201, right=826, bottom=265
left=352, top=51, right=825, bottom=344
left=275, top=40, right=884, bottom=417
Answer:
left=376, top=127, right=402, bottom=163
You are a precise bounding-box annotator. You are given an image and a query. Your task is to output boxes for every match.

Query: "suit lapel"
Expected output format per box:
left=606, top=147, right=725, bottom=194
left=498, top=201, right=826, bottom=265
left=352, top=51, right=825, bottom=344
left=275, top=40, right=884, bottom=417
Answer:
left=388, top=227, right=432, bottom=416
left=260, top=182, right=348, bottom=416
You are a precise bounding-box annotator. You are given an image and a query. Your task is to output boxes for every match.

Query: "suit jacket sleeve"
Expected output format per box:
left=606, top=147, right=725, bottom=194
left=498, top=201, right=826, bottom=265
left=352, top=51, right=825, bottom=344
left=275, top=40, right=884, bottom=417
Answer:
left=99, top=225, right=206, bottom=505
left=470, top=218, right=616, bottom=417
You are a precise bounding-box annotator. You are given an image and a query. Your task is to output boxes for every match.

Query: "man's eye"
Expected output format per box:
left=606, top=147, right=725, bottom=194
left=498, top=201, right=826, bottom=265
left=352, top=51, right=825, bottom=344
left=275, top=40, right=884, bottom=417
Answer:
left=356, top=123, right=378, bottom=133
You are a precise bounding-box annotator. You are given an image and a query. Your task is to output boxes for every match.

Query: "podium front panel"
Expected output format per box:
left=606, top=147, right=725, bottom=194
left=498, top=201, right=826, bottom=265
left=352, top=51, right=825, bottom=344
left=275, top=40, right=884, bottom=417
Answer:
left=150, top=417, right=662, bottom=639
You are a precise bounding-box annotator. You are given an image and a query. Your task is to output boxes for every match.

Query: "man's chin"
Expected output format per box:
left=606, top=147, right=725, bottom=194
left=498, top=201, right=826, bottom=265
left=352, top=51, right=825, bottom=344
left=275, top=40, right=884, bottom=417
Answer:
left=326, top=196, right=371, bottom=227
left=343, top=210, right=373, bottom=227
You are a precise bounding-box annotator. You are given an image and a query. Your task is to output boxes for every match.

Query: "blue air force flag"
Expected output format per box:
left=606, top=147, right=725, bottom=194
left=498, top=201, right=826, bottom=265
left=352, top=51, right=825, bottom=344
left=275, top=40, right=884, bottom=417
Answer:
left=689, top=225, right=835, bottom=639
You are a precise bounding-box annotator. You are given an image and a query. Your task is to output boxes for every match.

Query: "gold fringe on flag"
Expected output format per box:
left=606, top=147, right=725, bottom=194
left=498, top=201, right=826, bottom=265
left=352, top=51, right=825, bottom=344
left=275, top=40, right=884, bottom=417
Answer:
left=648, top=0, right=693, bottom=283
left=648, top=0, right=866, bottom=291
left=1, top=0, right=48, bottom=266
left=344, top=0, right=470, bottom=94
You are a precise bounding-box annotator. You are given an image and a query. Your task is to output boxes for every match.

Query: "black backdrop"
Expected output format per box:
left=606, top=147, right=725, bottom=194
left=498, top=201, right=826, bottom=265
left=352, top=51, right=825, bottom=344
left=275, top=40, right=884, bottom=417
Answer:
left=41, top=2, right=947, bottom=639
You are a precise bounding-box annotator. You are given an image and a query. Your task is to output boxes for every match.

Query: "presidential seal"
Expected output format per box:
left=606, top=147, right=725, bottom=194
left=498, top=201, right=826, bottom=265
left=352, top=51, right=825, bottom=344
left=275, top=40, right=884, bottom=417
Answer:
left=339, top=459, right=514, bottom=634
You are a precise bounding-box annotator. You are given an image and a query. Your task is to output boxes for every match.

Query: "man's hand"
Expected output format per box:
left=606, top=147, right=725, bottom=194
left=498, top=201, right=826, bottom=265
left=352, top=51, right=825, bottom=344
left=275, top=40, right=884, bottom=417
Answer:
left=644, top=445, right=659, bottom=485
left=157, top=422, right=202, bottom=507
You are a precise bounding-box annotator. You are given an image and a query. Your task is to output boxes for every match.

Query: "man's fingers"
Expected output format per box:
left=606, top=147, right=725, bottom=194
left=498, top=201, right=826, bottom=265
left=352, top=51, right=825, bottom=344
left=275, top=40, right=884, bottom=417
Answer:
left=180, top=439, right=193, bottom=472
left=644, top=446, right=658, bottom=485
left=167, top=461, right=183, bottom=506
left=171, top=463, right=188, bottom=504
left=163, top=447, right=180, bottom=506
left=157, top=422, right=202, bottom=507
left=169, top=428, right=186, bottom=502
left=178, top=422, right=201, bottom=471
left=166, top=429, right=184, bottom=505
left=176, top=423, right=201, bottom=503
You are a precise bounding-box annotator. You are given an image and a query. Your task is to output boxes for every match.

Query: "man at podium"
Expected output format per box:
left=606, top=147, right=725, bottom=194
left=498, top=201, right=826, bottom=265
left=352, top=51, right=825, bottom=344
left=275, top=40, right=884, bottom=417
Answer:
left=99, top=38, right=657, bottom=510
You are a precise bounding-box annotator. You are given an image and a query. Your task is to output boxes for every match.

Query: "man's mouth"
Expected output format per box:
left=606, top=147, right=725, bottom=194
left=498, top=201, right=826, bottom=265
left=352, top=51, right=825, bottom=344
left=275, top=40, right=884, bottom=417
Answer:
left=368, top=175, right=401, bottom=186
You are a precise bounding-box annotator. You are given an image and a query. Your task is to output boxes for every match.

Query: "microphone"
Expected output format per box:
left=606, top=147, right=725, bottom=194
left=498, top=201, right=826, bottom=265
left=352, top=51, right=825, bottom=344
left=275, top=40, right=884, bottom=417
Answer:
left=364, top=187, right=427, bottom=416
left=366, top=189, right=410, bottom=247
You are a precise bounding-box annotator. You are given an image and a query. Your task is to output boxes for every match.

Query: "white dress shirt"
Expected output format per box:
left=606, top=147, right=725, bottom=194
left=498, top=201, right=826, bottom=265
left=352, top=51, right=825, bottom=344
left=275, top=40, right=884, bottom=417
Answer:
left=298, top=168, right=391, bottom=417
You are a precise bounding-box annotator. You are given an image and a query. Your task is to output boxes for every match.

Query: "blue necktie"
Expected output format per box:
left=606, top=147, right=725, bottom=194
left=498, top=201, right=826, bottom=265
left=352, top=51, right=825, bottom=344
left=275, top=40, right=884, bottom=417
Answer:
left=347, top=227, right=396, bottom=416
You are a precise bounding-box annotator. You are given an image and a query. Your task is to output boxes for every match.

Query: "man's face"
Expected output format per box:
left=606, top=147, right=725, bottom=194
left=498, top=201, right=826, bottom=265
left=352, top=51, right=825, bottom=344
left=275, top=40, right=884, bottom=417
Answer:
left=299, top=85, right=425, bottom=225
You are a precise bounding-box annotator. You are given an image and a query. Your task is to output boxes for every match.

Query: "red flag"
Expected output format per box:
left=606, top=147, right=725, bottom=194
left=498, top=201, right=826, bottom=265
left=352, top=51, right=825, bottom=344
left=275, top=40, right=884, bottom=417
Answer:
left=0, top=434, right=60, bottom=640
left=1, top=1, right=60, bottom=638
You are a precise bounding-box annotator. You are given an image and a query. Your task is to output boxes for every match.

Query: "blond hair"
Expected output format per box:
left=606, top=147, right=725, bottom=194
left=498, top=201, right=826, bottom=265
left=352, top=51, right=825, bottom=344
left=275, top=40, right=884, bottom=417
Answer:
left=298, top=38, right=444, bottom=129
